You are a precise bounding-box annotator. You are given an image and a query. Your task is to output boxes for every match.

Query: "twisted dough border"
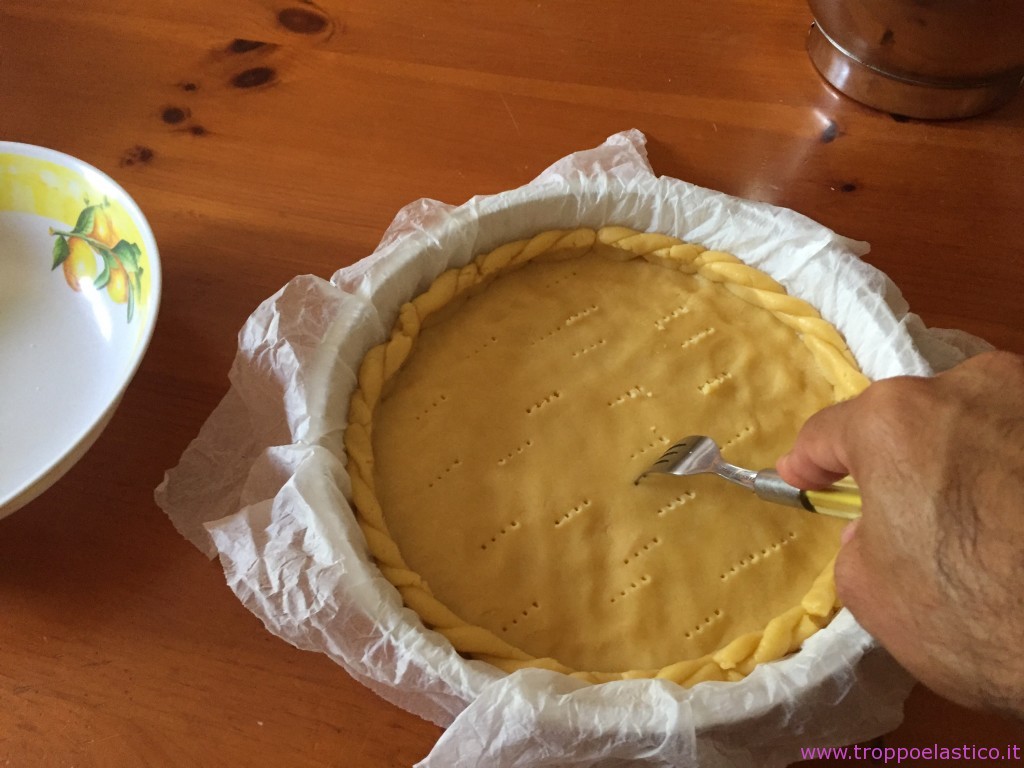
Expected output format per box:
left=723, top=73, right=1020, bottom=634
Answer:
left=345, top=226, right=868, bottom=685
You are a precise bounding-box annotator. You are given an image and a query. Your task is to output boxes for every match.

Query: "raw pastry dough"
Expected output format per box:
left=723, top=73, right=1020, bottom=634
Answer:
left=346, top=227, right=867, bottom=685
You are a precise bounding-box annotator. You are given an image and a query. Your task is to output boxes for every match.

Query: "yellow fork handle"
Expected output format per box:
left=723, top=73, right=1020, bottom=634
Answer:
left=805, top=487, right=862, bottom=520
left=753, top=470, right=861, bottom=521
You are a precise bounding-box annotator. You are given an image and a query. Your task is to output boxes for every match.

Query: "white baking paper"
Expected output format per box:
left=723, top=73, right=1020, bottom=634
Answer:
left=155, top=130, right=993, bottom=767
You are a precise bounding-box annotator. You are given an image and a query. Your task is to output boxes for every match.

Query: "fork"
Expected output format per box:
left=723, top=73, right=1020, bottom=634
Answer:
left=635, top=434, right=861, bottom=520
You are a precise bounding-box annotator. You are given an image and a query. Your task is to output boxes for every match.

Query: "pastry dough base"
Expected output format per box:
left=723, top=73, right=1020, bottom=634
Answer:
left=346, top=227, right=867, bottom=684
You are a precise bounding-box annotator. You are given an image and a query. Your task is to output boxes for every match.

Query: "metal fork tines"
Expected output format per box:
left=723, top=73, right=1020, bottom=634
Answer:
left=636, top=435, right=755, bottom=489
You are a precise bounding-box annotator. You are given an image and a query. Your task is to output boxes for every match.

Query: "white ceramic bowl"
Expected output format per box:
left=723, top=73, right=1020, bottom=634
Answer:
left=0, top=142, right=161, bottom=519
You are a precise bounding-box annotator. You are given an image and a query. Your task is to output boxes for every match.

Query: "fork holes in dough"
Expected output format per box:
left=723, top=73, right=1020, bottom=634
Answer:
left=554, top=499, right=591, bottom=527
left=684, top=610, right=724, bottom=639
left=610, top=574, right=651, bottom=603
left=629, top=433, right=670, bottom=460
left=532, top=304, right=599, bottom=345
left=608, top=385, right=654, bottom=407
left=697, top=372, right=733, bottom=395
left=654, top=305, right=689, bottom=331
left=479, top=519, right=521, bottom=550
left=427, top=457, right=462, bottom=488
left=622, top=535, right=662, bottom=565
left=723, top=425, right=754, bottom=448
left=497, top=439, right=534, bottom=467
left=526, top=391, right=561, bottom=415
left=503, top=600, right=541, bottom=629
left=415, top=393, right=449, bottom=421
left=572, top=338, right=606, bottom=357
left=468, top=336, right=500, bottom=357
left=544, top=269, right=579, bottom=289
left=719, top=535, right=794, bottom=580
left=679, top=326, right=716, bottom=349
left=657, top=491, right=696, bottom=516
left=564, top=304, right=599, bottom=326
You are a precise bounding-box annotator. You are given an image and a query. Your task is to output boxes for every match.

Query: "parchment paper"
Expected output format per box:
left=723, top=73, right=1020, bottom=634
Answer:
left=155, top=130, right=992, bottom=767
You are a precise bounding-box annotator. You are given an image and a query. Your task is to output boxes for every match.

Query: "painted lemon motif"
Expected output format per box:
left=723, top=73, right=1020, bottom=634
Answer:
left=106, top=264, right=130, bottom=304
left=87, top=209, right=129, bottom=302
left=49, top=201, right=146, bottom=322
left=62, top=237, right=99, bottom=292
left=88, top=208, right=118, bottom=247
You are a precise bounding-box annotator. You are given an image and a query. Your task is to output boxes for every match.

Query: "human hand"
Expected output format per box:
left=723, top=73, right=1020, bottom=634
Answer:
left=777, top=351, right=1024, bottom=717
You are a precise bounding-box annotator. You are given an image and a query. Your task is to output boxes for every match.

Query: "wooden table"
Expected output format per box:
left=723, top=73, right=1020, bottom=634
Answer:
left=2, top=1, right=1021, bottom=765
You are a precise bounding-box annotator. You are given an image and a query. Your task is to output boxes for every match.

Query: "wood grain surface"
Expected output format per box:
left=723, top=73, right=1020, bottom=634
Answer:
left=1, top=1, right=1021, bottom=766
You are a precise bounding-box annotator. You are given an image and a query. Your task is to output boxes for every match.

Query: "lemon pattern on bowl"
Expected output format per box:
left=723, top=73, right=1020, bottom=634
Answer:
left=49, top=200, right=145, bottom=322
left=0, top=150, right=152, bottom=326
